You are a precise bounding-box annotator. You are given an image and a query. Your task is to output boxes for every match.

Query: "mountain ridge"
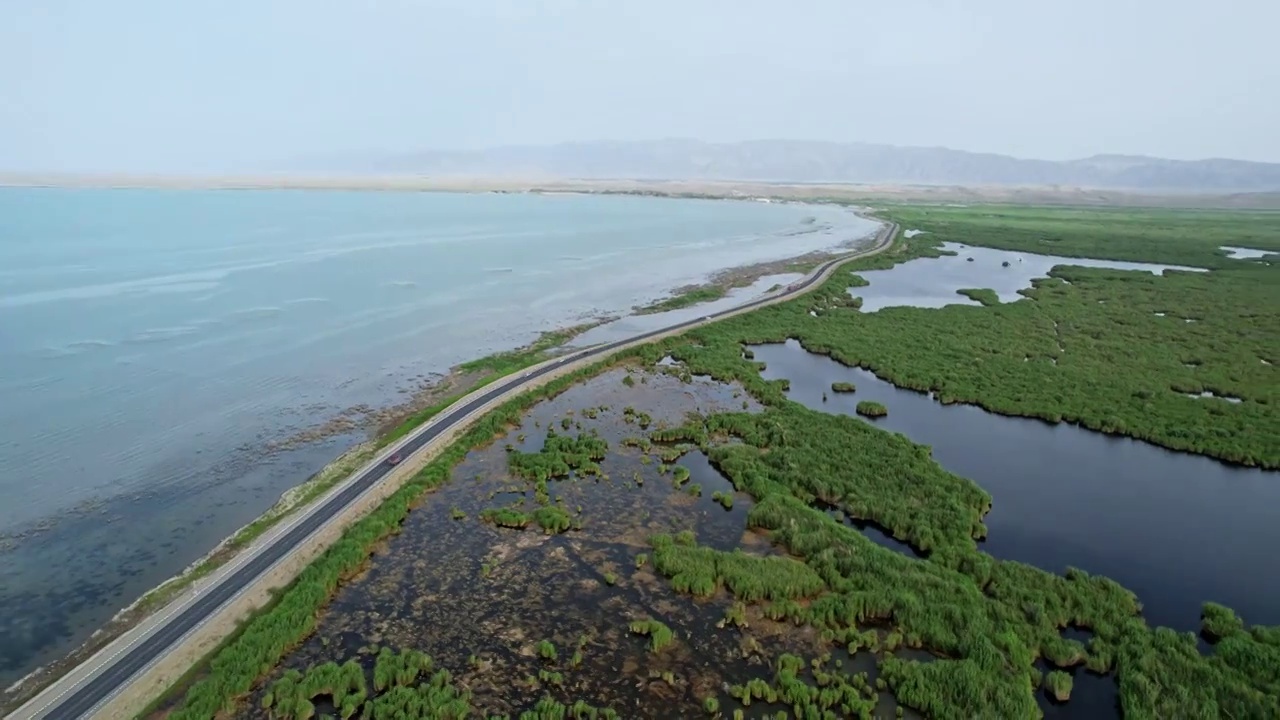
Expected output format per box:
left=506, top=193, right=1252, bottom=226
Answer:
left=319, top=139, right=1280, bottom=192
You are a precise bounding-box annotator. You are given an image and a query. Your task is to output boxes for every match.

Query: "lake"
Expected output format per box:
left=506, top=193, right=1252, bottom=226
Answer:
left=0, top=187, right=876, bottom=684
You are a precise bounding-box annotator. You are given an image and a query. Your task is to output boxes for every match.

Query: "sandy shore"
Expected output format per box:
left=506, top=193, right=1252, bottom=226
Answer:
left=3, top=172, right=1278, bottom=209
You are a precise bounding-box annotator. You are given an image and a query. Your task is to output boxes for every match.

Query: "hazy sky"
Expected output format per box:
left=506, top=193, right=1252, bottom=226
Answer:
left=3, top=0, right=1277, bottom=172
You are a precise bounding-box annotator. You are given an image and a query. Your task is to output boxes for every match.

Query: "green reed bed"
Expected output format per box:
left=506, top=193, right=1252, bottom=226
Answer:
left=629, top=280, right=1276, bottom=718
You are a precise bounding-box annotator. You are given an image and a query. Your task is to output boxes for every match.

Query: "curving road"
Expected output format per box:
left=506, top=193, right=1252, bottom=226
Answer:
left=11, top=221, right=896, bottom=720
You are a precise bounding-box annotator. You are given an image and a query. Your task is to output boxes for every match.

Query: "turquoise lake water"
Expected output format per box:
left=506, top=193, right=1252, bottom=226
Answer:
left=0, top=187, right=875, bottom=683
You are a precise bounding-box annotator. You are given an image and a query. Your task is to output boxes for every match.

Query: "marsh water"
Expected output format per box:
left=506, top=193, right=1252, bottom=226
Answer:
left=0, top=188, right=878, bottom=683
left=1220, top=245, right=1276, bottom=260
left=215, top=369, right=932, bottom=719
left=849, top=242, right=1205, bottom=312
left=749, top=339, right=1280, bottom=632
left=223, top=356, right=1147, bottom=718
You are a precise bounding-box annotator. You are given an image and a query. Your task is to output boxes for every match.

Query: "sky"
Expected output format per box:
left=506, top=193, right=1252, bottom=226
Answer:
left=2, top=0, right=1278, bottom=173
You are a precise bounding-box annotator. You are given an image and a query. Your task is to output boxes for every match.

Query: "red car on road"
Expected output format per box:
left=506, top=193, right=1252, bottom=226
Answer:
left=387, top=453, right=403, bottom=466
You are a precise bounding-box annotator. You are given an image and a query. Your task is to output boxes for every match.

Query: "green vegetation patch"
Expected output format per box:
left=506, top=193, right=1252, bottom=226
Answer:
left=1043, top=669, right=1073, bottom=702
left=956, top=287, right=1000, bottom=306
left=164, top=356, right=623, bottom=719
left=649, top=531, right=826, bottom=601
left=620, top=208, right=1278, bottom=715
left=479, top=506, right=532, bottom=530
left=506, top=429, right=608, bottom=482
left=862, top=208, right=1280, bottom=468
left=830, top=381, right=856, bottom=393
left=167, top=208, right=1279, bottom=719
left=263, top=646, right=618, bottom=720
left=635, top=286, right=727, bottom=314
left=855, top=400, right=888, bottom=418
left=628, top=619, right=676, bottom=653
left=380, top=323, right=599, bottom=450
left=726, top=653, right=879, bottom=718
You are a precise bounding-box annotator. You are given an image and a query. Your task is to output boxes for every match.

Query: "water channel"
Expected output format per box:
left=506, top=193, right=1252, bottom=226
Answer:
left=749, top=339, right=1280, bottom=632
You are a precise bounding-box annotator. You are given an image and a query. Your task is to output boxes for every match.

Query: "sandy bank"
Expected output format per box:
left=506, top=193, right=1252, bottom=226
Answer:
left=2, top=172, right=1277, bottom=209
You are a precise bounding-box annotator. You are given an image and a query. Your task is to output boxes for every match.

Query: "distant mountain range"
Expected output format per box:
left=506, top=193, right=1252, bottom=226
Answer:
left=325, top=140, right=1280, bottom=192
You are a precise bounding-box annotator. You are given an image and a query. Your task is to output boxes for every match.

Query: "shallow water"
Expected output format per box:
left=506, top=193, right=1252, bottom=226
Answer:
left=1221, top=245, right=1276, bottom=259
left=571, top=272, right=805, bottom=348
left=849, top=242, right=1205, bottom=312
left=228, top=369, right=936, bottom=719
left=0, top=188, right=876, bottom=684
left=749, top=340, right=1280, bottom=632
left=241, top=371, right=828, bottom=718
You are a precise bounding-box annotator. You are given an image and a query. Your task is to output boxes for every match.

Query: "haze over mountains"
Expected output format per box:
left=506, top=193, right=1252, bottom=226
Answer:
left=322, top=140, right=1280, bottom=193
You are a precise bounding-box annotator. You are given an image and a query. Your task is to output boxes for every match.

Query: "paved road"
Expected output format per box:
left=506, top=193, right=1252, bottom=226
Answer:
left=13, top=221, right=896, bottom=720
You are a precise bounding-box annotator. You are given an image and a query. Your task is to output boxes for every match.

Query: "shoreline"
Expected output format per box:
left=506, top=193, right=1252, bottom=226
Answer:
left=4, top=173, right=1279, bottom=209
left=56, top=222, right=896, bottom=720
left=0, top=321, right=610, bottom=708
left=632, top=227, right=876, bottom=315
left=0, top=207, right=882, bottom=713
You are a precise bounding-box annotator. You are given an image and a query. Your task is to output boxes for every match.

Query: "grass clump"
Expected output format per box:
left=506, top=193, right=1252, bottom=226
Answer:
left=507, top=429, right=607, bottom=482
left=536, top=639, right=558, bottom=662
left=1043, top=669, right=1073, bottom=701
left=724, top=653, right=878, bottom=718
left=855, top=400, right=888, bottom=418
left=479, top=507, right=531, bottom=529
left=628, top=619, right=676, bottom=653
left=531, top=505, right=573, bottom=534
left=830, top=381, right=856, bottom=393
left=261, top=647, right=619, bottom=719
left=649, top=532, right=825, bottom=602
left=671, top=464, right=692, bottom=487
left=711, top=491, right=734, bottom=510
left=636, top=285, right=727, bottom=314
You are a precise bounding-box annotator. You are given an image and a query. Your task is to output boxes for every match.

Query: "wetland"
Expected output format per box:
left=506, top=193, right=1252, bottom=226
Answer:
left=157, top=205, right=1278, bottom=719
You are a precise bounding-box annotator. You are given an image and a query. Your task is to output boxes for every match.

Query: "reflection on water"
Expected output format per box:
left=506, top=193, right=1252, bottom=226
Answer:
left=848, top=242, right=1206, bottom=312
left=749, top=340, right=1280, bottom=632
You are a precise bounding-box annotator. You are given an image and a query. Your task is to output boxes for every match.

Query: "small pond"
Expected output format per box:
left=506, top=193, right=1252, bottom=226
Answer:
left=848, top=242, right=1206, bottom=312
left=749, top=340, right=1280, bottom=632
left=1221, top=245, right=1276, bottom=260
